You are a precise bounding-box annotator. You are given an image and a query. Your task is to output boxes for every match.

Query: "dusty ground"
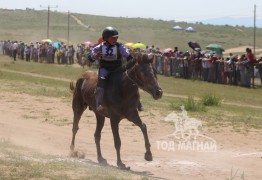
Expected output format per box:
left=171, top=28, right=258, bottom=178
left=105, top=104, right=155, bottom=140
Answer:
left=0, top=90, right=261, bottom=180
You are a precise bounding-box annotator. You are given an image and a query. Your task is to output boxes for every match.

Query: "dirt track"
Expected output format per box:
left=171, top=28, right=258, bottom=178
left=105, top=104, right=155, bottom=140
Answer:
left=0, top=89, right=261, bottom=180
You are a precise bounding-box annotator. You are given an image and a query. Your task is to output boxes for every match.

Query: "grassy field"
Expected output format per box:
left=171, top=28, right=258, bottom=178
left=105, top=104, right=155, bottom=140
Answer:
left=0, top=139, right=142, bottom=180
left=0, top=54, right=261, bottom=129
left=1, top=9, right=262, bottom=54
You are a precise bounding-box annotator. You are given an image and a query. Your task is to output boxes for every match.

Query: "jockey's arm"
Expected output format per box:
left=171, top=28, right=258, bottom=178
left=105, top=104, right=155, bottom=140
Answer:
left=87, top=52, right=95, bottom=62
left=88, top=45, right=102, bottom=62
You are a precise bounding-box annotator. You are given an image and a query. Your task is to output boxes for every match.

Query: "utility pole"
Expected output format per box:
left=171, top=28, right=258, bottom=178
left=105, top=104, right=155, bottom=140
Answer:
left=40, top=5, right=58, bottom=39
left=253, top=4, right=256, bottom=57
left=253, top=4, right=256, bottom=88
left=68, top=11, right=70, bottom=45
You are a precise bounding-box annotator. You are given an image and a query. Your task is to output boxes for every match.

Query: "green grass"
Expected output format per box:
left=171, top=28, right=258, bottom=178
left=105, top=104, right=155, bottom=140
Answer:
left=0, top=140, right=139, bottom=180
left=157, top=75, right=262, bottom=107
left=184, top=96, right=206, bottom=112
left=0, top=71, right=70, bottom=98
left=0, top=60, right=86, bottom=80
left=139, top=90, right=262, bottom=130
left=201, top=93, right=221, bottom=106
left=0, top=9, right=262, bottom=54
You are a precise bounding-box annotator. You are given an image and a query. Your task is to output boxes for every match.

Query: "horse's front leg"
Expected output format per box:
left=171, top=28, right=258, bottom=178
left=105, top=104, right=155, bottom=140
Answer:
left=127, top=111, right=153, bottom=161
left=110, top=117, right=130, bottom=170
left=94, top=113, right=107, bottom=165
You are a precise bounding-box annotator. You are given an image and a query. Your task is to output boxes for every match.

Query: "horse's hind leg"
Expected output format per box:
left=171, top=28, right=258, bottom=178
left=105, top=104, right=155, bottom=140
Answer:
left=70, top=98, right=87, bottom=151
left=94, top=113, right=107, bottom=165
left=110, top=117, right=130, bottom=170
left=127, top=111, right=152, bottom=161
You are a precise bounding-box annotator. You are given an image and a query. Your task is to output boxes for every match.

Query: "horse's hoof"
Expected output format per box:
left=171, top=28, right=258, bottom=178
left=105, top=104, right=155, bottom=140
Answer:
left=144, top=152, right=153, bottom=161
left=70, top=145, right=75, bottom=151
left=69, top=150, right=78, bottom=158
left=118, top=162, right=130, bottom=170
left=98, top=157, right=108, bottom=165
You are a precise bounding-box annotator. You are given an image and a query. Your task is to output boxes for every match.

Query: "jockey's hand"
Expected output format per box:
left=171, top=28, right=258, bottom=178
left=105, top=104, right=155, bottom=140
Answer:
left=126, top=54, right=133, bottom=61
left=87, top=54, right=95, bottom=62
left=94, top=52, right=102, bottom=59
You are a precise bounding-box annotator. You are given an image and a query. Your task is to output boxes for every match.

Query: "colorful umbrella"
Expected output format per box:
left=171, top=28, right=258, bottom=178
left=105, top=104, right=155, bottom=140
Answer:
left=41, top=39, right=52, bottom=44
left=132, top=43, right=146, bottom=49
left=53, top=42, right=61, bottom=48
left=206, top=44, right=224, bottom=52
left=188, top=41, right=201, bottom=51
left=125, top=42, right=134, bottom=48
left=163, top=48, right=173, bottom=53
left=84, top=41, right=93, bottom=47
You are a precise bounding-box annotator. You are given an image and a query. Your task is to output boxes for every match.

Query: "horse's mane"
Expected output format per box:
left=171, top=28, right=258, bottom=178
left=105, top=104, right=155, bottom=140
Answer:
left=131, top=52, right=154, bottom=64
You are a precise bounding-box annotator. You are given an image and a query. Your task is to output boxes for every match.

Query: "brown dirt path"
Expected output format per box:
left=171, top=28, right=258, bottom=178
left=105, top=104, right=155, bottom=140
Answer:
left=0, top=89, right=261, bottom=179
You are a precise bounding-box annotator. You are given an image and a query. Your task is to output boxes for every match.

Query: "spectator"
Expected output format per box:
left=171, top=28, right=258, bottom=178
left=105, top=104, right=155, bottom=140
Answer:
left=47, top=45, right=53, bottom=63
left=201, top=55, right=209, bottom=81
left=256, top=58, right=262, bottom=84
left=57, top=47, right=62, bottom=64
left=25, top=44, right=31, bottom=62
left=12, top=41, right=18, bottom=61
left=68, top=45, right=73, bottom=64
left=155, top=49, right=163, bottom=74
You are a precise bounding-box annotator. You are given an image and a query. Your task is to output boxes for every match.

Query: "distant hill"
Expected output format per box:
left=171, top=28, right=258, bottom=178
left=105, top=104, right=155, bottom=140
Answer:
left=200, top=17, right=262, bottom=28
left=0, top=9, right=262, bottom=54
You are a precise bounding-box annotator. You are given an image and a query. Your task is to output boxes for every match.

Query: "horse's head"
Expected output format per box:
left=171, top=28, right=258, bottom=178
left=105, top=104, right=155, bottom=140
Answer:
left=128, top=52, right=163, bottom=100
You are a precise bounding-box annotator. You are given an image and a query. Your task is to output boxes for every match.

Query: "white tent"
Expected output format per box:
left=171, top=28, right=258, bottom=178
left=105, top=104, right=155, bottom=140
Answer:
left=172, top=26, right=183, bottom=30
left=185, top=27, right=196, bottom=32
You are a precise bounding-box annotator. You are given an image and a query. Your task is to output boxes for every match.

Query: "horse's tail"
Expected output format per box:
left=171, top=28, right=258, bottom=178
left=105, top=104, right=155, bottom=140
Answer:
left=70, top=78, right=84, bottom=94
left=69, top=81, right=75, bottom=93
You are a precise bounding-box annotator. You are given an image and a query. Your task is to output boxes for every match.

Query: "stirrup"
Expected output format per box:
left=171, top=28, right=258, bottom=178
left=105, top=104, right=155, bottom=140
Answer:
left=96, top=105, right=104, bottom=111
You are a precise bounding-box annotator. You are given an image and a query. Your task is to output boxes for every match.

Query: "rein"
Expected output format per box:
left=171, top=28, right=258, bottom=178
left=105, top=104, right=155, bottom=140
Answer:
left=124, top=63, right=149, bottom=93
left=125, top=64, right=142, bottom=87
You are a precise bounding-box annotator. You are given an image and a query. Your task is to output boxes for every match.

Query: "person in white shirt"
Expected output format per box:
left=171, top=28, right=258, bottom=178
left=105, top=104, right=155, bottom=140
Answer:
left=12, top=41, right=18, bottom=61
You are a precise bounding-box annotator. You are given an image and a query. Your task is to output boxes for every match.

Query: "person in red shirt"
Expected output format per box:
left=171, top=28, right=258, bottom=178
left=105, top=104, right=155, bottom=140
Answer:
left=246, top=48, right=255, bottom=63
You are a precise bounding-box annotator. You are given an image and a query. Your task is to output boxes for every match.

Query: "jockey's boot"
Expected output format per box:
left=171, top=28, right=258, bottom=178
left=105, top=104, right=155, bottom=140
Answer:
left=95, top=86, right=104, bottom=111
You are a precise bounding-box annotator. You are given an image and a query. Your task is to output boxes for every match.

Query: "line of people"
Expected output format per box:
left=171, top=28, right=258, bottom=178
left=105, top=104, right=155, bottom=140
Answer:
left=0, top=40, right=93, bottom=66
left=1, top=40, right=262, bottom=87
left=150, top=47, right=262, bottom=87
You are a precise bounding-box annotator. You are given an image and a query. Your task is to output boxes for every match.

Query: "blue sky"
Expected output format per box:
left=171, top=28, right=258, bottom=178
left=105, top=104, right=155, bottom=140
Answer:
left=1, top=0, right=261, bottom=25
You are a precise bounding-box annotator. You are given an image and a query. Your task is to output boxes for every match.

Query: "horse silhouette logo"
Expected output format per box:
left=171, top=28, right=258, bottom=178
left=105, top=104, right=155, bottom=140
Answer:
left=164, top=106, right=202, bottom=141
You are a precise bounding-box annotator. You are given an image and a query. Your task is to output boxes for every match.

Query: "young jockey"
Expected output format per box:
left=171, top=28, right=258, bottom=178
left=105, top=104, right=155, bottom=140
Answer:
left=89, top=27, right=134, bottom=111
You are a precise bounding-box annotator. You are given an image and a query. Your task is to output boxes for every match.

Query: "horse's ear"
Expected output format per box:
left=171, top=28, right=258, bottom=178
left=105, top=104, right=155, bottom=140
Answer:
left=136, top=52, right=143, bottom=64
left=148, top=53, right=154, bottom=62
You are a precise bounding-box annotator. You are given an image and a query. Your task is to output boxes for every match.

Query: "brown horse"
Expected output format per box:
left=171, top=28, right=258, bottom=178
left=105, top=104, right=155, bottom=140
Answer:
left=69, top=52, right=163, bottom=169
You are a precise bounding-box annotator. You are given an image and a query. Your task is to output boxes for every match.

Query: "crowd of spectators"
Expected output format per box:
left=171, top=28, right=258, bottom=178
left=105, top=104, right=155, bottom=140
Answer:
left=1, top=40, right=262, bottom=87
left=0, top=40, right=93, bottom=67
left=147, top=46, right=262, bottom=87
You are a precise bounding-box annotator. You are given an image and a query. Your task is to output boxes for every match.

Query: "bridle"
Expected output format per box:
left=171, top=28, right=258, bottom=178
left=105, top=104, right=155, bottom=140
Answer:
left=124, top=62, right=155, bottom=95
left=125, top=63, right=144, bottom=88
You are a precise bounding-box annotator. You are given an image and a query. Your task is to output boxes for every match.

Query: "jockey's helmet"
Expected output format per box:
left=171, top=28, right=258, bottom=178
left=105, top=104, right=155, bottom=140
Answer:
left=102, top=27, right=119, bottom=40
